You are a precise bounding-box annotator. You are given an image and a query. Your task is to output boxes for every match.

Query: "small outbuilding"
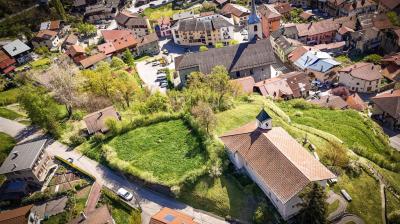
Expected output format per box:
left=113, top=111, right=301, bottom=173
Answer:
left=83, top=106, right=120, bottom=135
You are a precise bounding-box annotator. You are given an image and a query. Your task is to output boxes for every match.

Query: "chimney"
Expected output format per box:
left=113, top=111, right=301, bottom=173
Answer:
left=12, top=163, right=17, bottom=170
left=98, top=111, right=103, bottom=120
left=308, top=22, right=312, bottom=30
left=391, top=89, right=394, bottom=94
left=371, top=65, right=374, bottom=70
left=326, top=96, right=330, bottom=103
left=13, top=47, right=17, bottom=51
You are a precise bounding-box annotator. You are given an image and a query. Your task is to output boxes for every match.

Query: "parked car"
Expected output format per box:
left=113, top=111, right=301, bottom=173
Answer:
left=138, top=8, right=144, bottom=13
left=160, top=82, right=168, bottom=88
left=117, top=188, right=134, bottom=201
left=162, top=49, right=169, bottom=55
left=152, top=62, right=160, bottom=66
left=340, top=189, right=352, bottom=201
left=157, top=70, right=164, bottom=74
left=67, top=158, right=74, bottom=163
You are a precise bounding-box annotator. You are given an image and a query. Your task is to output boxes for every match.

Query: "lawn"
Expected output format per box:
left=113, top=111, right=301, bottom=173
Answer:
left=327, top=199, right=340, bottom=216
left=143, top=3, right=183, bottom=21
left=0, top=132, right=15, bottom=165
left=333, top=172, right=382, bottom=224
left=277, top=100, right=400, bottom=170
left=0, top=107, right=22, bottom=120
left=386, top=190, right=400, bottom=215
left=30, top=58, right=51, bottom=70
left=0, top=87, right=22, bottom=106
left=106, top=119, right=207, bottom=186
left=179, top=174, right=279, bottom=223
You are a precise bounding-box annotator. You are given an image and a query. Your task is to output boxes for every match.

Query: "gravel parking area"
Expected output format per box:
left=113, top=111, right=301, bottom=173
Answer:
left=136, top=60, right=168, bottom=93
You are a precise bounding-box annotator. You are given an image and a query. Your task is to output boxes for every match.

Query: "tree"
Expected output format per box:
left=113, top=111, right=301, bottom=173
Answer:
left=113, top=70, right=139, bottom=108
left=208, top=66, right=235, bottom=110
left=54, top=0, right=66, bottom=20
left=140, top=92, right=170, bottom=114
left=296, top=183, right=327, bottom=224
left=215, top=42, right=224, bottom=48
left=34, top=46, right=50, bottom=56
left=48, top=64, right=79, bottom=118
left=363, top=54, right=382, bottom=64
left=110, top=57, right=126, bottom=70
left=18, top=85, right=61, bottom=137
left=199, top=45, right=209, bottom=52
left=387, top=11, right=400, bottom=26
left=191, top=101, right=216, bottom=135
left=76, top=23, right=97, bottom=37
left=123, top=49, right=135, bottom=67
left=81, top=61, right=115, bottom=99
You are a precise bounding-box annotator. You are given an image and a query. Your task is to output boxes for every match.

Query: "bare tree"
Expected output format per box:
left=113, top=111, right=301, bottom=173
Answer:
left=191, top=101, right=216, bottom=135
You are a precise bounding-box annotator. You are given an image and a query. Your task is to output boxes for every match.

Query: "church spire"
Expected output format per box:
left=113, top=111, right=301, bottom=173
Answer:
left=248, top=0, right=260, bottom=25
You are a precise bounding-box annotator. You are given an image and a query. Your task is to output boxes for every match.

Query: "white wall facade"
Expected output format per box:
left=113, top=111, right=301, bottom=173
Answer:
left=338, top=72, right=381, bottom=93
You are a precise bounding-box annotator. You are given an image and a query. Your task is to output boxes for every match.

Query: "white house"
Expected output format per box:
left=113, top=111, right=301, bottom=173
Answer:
left=337, top=62, right=382, bottom=93
left=219, top=109, right=336, bottom=220
left=32, top=30, right=60, bottom=51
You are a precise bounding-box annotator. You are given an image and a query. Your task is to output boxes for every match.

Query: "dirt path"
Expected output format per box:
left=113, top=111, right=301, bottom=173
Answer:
left=327, top=191, right=347, bottom=221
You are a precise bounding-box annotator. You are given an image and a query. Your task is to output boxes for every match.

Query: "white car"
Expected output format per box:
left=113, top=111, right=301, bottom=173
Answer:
left=117, top=188, right=134, bottom=201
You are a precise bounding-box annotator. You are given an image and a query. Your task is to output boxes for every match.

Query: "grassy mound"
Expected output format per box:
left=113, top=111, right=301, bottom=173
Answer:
left=106, top=119, right=207, bottom=186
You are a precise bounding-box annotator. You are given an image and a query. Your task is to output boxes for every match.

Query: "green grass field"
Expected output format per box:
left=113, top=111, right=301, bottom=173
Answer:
left=0, top=132, right=15, bottom=165
left=107, top=119, right=207, bottom=186
left=143, top=3, right=183, bottom=21
left=0, top=88, right=22, bottom=106
left=179, top=174, right=277, bottom=222
left=333, top=172, right=382, bottom=224
left=0, top=107, right=23, bottom=120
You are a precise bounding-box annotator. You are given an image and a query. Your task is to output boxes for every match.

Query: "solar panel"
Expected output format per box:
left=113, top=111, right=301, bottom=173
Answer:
left=164, top=214, right=176, bottom=222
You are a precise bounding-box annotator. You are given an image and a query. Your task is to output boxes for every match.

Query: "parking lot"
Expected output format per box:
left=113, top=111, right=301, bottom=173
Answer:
left=136, top=59, right=169, bottom=93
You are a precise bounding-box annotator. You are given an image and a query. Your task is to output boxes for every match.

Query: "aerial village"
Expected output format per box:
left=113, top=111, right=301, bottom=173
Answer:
left=0, top=0, right=400, bottom=223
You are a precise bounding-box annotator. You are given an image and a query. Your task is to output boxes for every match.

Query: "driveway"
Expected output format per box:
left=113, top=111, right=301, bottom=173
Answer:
left=0, top=117, right=228, bottom=224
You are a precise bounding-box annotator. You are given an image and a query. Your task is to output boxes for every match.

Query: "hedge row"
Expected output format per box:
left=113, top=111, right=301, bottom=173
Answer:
left=264, top=99, right=291, bottom=123
left=292, top=123, right=343, bottom=145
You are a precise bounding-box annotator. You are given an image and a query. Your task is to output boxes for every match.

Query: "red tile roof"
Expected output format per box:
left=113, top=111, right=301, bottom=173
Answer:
left=230, top=76, right=255, bottom=94
left=79, top=53, right=107, bottom=69
left=346, top=93, right=367, bottom=111
left=0, top=58, right=16, bottom=70
left=0, top=205, right=32, bottom=224
left=101, top=30, right=133, bottom=43
left=338, top=62, right=382, bottom=81
left=220, top=123, right=336, bottom=204
left=36, top=29, right=58, bottom=39
left=150, top=207, right=198, bottom=224
left=221, top=3, right=250, bottom=17
left=372, top=89, right=400, bottom=119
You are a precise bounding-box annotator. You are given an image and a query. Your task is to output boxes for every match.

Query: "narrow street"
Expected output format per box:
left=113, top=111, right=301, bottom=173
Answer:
left=0, top=117, right=228, bottom=224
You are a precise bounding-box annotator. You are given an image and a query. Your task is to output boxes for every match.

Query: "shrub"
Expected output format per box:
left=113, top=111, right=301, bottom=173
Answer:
left=294, top=111, right=303, bottom=117
left=105, top=117, right=121, bottom=135
left=253, top=201, right=272, bottom=224
left=91, top=132, right=105, bottom=144
left=389, top=210, right=400, bottom=224
left=345, top=161, right=362, bottom=178
left=292, top=99, right=320, bottom=110
left=69, top=135, right=86, bottom=146
left=71, top=110, right=85, bottom=120
left=265, top=99, right=291, bottom=123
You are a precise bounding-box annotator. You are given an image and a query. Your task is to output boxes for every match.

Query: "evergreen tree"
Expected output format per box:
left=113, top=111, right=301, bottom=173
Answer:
left=123, top=49, right=135, bottom=67
left=54, top=0, right=66, bottom=20
left=297, top=183, right=328, bottom=224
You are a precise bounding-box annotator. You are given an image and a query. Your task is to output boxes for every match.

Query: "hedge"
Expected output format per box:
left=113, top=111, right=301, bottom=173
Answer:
left=292, top=123, right=343, bottom=145
left=264, top=99, right=291, bottom=123
left=54, top=155, right=96, bottom=181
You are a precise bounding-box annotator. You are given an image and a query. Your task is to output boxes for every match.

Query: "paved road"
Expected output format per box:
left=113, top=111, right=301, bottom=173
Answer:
left=0, top=117, right=228, bottom=224
left=327, top=191, right=347, bottom=221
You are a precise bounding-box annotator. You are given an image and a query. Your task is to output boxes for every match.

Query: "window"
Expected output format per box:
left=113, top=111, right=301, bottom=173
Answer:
left=236, top=71, right=240, bottom=78
left=254, top=25, right=258, bottom=32
left=356, top=82, right=359, bottom=85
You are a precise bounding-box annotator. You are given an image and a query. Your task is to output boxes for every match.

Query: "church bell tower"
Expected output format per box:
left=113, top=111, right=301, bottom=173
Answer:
left=247, top=0, right=262, bottom=41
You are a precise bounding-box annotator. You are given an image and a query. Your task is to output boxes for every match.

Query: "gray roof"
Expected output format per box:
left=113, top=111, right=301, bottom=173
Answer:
left=175, top=38, right=276, bottom=74
left=3, top=39, right=31, bottom=57
left=172, top=11, right=195, bottom=21
left=275, top=36, right=297, bottom=55
left=0, top=139, right=47, bottom=174
left=177, top=16, right=233, bottom=32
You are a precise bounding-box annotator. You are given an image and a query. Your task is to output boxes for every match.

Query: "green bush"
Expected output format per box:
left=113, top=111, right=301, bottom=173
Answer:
left=69, top=135, right=86, bottom=146
left=71, top=110, right=85, bottom=120
left=389, top=210, right=400, bottom=224
left=91, top=133, right=105, bottom=144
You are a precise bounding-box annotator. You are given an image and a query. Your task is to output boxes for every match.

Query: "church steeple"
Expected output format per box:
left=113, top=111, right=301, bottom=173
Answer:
left=247, top=0, right=262, bottom=41
left=248, top=0, right=260, bottom=25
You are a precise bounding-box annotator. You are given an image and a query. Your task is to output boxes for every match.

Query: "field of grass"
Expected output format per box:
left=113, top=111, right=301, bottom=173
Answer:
left=143, top=3, right=183, bottom=21
left=30, top=58, right=51, bottom=70
left=277, top=100, right=399, bottom=170
left=386, top=190, right=400, bottom=215
left=327, top=199, right=340, bottom=216
left=0, top=107, right=22, bottom=120
left=333, top=172, right=382, bottom=224
left=179, top=174, right=278, bottom=222
left=107, top=119, right=207, bottom=186
left=0, top=87, right=22, bottom=106
left=0, top=132, right=15, bottom=164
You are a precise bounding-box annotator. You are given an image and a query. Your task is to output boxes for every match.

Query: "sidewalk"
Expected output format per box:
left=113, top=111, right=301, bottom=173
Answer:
left=85, top=182, right=102, bottom=213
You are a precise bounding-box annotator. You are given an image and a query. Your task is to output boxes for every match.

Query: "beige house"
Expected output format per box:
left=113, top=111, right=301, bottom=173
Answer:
left=338, top=62, right=382, bottom=93
left=171, top=14, right=234, bottom=46
left=220, top=3, right=250, bottom=26
left=115, top=11, right=151, bottom=38
left=220, top=109, right=335, bottom=220
left=0, top=139, right=53, bottom=189
left=31, top=30, right=60, bottom=51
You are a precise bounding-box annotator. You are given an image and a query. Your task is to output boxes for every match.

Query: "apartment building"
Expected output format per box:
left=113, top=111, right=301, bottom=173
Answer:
left=338, top=62, right=382, bottom=93
left=259, top=4, right=282, bottom=38
left=171, top=14, right=234, bottom=46
left=115, top=11, right=151, bottom=38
